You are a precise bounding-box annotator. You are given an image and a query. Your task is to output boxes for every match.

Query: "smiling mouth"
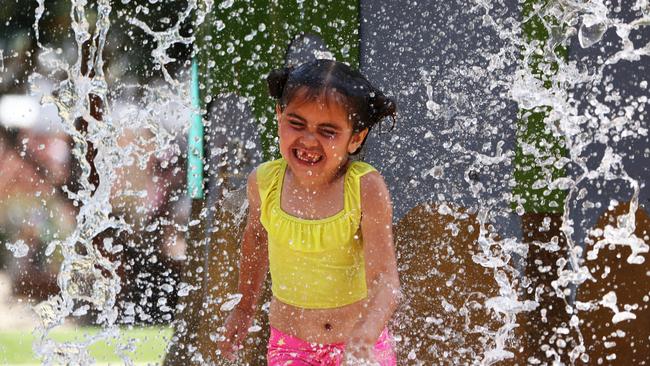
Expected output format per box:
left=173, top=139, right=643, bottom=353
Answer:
left=293, top=148, right=323, bottom=164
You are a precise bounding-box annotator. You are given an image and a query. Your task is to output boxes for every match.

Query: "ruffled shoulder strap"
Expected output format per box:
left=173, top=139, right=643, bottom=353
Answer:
left=256, top=158, right=284, bottom=203
left=348, top=161, right=377, bottom=179
left=344, top=160, right=378, bottom=212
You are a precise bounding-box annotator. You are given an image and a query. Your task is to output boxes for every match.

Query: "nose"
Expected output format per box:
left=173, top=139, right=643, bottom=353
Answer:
left=300, top=130, right=319, bottom=147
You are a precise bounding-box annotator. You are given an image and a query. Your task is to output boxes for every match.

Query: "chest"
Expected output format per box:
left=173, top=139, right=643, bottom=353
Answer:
left=280, top=174, right=345, bottom=220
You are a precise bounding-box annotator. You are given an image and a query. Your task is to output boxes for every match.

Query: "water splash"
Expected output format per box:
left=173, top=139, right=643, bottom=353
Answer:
left=28, top=0, right=210, bottom=364
left=128, top=0, right=212, bottom=85
left=462, top=0, right=650, bottom=363
left=5, top=239, right=30, bottom=258
left=11, top=0, right=648, bottom=364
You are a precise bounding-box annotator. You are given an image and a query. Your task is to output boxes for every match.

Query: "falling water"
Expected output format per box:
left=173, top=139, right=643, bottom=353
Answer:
left=0, top=0, right=647, bottom=365
left=22, top=0, right=211, bottom=364
left=460, top=0, right=649, bottom=363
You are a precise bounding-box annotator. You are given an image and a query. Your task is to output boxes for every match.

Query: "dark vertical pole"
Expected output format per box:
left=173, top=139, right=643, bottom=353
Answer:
left=514, top=1, right=572, bottom=363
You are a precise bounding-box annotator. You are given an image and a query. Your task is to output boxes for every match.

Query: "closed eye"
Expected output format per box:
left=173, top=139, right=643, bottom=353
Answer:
left=288, top=120, right=305, bottom=129
left=320, top=129, right=337, bottom=138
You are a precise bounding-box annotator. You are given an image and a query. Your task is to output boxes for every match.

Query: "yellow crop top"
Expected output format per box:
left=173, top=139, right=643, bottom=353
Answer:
left=257, top=158, right=377, bottom=309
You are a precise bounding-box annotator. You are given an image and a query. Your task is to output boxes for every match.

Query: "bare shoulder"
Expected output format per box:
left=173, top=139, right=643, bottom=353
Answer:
left=360, top=171, right=391, bottom=203
left=360, top=171, right=392, bottom=216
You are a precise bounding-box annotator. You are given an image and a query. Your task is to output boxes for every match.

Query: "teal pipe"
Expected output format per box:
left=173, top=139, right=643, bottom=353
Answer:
left=187, top=58, right=204, bottom=199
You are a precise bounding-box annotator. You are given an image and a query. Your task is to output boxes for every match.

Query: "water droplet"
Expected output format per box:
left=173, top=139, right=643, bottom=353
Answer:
left=248, top=325, right=262, bottom=332
left=219, top=0, right=234, bottom=9
left=177, top=282, right=196, bottom=297
left=5, top=240, right=29, bottom=258
left=578, top=15, right=608, bottom=48
left=220, top=293, right=243, bottom=311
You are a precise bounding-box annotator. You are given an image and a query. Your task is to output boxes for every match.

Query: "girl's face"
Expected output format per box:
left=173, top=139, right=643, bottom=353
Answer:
left=276, top=94, right=367, bottom=186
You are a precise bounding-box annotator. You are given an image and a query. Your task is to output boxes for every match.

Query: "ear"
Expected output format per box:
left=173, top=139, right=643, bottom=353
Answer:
left=347, top=128, right=369, bottom=154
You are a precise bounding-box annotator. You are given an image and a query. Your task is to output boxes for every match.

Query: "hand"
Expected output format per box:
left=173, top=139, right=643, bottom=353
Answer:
left=216, top=308, right=254, bottom=361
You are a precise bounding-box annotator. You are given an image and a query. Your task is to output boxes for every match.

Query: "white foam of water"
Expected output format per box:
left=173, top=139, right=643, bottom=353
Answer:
left=5, top=240, right=29, bottom=258
left=220, top=293, right=243, bottom=312
left=441, top=1, right=650, bottom=363
left=29, top=0, right=212, bottom=364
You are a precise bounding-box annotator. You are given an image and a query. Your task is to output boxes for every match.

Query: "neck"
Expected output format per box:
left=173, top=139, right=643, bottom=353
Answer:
left=287, top=159, right=349, bottom=191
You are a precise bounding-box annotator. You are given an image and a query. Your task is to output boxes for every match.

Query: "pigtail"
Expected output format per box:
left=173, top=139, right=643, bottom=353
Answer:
left=267, top=67, right=293, bottom=99
left=350, top=91, right=397, bottom=155
left=369, top=91, right=398, bottom=132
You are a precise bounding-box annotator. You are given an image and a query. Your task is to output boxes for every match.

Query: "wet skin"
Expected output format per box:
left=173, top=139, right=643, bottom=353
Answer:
left=269, top=296, right=372, bottom=343
left=276, top=92, right=367, bottom=192
left=219, top=93, right=400, bottom=361
left=270, top=94, right=370, bottom=343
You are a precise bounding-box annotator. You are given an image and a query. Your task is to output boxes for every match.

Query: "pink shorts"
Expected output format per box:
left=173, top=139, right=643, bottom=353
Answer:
left=267, top=326, right=397, bottom=366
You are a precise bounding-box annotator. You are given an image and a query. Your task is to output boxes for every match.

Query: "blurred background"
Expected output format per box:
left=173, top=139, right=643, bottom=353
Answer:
left=0, top=2, right=194, bottom=363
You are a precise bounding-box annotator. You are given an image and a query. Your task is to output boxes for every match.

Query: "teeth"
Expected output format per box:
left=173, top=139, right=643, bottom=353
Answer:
left=296, top=149, right=322, bottom=163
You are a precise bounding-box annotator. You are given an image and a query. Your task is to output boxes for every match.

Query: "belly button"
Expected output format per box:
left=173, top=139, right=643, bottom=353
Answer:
left=324, top=323, right=332, bottom=331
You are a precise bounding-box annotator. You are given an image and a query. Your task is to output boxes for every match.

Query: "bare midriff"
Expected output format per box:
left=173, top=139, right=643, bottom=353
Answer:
left=269, top=296, right=368, bottom=344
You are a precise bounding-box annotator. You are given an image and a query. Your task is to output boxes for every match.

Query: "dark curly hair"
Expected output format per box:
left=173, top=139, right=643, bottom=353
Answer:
left=267, top=59, right=397, bottom=141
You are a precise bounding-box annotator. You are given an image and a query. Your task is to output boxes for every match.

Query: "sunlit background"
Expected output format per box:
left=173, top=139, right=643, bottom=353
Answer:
left=0, top=1, right=192, bottom=364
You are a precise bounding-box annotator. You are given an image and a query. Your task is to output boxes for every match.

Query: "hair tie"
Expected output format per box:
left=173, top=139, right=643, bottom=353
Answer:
left=267, top=67, right=293, bottom=99
left=369, top=92, right=397, bottom=132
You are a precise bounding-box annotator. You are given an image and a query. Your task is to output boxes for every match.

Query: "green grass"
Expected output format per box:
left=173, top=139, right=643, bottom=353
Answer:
left=0, top=326, right=173, bottom=365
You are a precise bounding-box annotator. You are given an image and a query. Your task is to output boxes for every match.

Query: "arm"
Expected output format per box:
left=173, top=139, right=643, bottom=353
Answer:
left=218, top=169, right=269, bottom=359
left=348, top=172, right=401, bottom=349
left=233, top=169, right=269, bottom=314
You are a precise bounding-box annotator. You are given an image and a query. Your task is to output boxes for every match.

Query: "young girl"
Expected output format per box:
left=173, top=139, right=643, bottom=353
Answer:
left=218, top=59, right=400, bottom=365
